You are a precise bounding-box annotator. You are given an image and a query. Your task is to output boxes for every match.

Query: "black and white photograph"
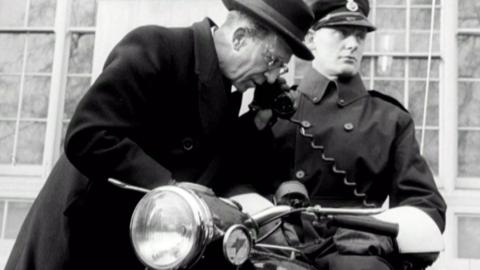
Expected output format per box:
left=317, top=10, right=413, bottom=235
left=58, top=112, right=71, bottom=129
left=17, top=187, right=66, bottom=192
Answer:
left=0, top=0, right=479, bottom=269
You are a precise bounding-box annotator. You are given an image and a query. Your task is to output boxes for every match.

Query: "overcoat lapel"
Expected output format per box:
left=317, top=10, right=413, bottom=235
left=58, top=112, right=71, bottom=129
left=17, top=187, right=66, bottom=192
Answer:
left=192, top=19, right=231, bottom=137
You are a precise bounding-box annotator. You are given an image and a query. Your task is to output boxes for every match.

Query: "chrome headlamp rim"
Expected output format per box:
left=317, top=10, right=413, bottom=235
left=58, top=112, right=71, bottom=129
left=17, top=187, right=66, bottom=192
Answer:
left=130, top=185, right=214, bottom=270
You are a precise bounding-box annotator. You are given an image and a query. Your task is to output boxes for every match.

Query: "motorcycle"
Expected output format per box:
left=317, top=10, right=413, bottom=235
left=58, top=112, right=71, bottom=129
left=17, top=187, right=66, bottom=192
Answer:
left=108, top=179, right=444, bottom=270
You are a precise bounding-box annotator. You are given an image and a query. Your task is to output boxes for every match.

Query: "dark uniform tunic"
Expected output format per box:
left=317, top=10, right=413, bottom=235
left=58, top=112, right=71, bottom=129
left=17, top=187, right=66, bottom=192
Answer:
left=235, top=67, right=446, bottom=231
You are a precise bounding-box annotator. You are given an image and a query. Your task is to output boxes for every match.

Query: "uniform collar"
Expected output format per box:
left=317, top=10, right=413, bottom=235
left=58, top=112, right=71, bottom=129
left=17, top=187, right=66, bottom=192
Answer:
left=298, top=66, right=368, bottom=106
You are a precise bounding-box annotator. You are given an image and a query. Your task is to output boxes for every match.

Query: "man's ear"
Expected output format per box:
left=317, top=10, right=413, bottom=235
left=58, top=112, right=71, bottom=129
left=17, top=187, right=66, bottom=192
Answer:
left=305, top=29, right=316, bottom=50
left=232, top=27, right=250, bottom=51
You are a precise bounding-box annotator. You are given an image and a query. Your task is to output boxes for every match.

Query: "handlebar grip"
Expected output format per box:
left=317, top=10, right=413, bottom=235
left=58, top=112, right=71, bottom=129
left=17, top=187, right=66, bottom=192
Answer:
left=329, top=215, right=399, bottom=237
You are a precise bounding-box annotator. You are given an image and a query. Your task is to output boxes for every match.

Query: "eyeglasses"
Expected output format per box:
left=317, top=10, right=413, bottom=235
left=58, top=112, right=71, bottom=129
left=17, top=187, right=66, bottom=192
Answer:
left=264, top=49, right=289, bottom=75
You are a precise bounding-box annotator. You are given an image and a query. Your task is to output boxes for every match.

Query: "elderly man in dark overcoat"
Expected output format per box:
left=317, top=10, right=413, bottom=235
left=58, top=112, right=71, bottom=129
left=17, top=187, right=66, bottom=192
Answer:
left=5, top=0, right=315, bottom=269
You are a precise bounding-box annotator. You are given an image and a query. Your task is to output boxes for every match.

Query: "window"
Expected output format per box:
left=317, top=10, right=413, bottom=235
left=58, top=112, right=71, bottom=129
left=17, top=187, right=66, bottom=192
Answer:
left=0, top=0, right=56, bottom=171
left=0, top=0, right=97, bottom=259
left=457, top=0, right=480, bottom=182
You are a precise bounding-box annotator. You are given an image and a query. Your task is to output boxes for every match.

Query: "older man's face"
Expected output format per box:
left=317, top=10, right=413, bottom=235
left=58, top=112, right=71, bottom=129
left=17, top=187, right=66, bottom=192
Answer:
left=312, top=26, right=368, bottom=78
left=228, top=34, right=292, bottom=92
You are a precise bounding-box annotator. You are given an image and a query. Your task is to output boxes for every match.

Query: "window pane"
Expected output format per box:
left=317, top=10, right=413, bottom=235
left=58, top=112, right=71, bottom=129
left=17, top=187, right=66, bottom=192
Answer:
left=458, top=131, right=480, bottom=177
left=375, top=8, right=406, bottom=29
left=458, top=35, right=480, bottom=78
left=0, top=34, right=26, bottom=73
left=0, top=0, right=27, bottom=27
left=0, top=121, right=15, bottom=163
left=61, top=121, right=68, bottom=151
left=26, top=34, right=55, bottom=73
left=70, top=0, right=97, bottom=27
left=5, top=201, right=32, bottom=239
left=364, top=33, right=373, bottom=52
left=410, top=32, right=440, bottom=53
left=409, top=81, right=439, bottom=126
left=410, top=8, right=441, bottom=30
left=458, top=216, right=480, bottom=259
left=409, top=59, right=440, bottom=79
left=64, top=76, right=90, bottom=119
left=0, top=75, right=20, bottom=117
left=374, top=57, right=405, bottom=77
left=360, top=57, right=372, bottom=77
left=411, top=0, right=441, bottom=5
left=459, top=0, right=480, bottom=28
left=458, top=82, right=480, bottom=127
left=375, top=32, right=406, bottom=52
left=376, top=0, right=403, bottom=5
left=0, top=200, right=4, bottom=234
left=374, top=80, right=404, bottom=103
left=16, top=121, right=45, bottom=164
left=28, top=0, right=56, bottom=27
left=68, top=33, right=95, bottom=74
left=22, top=76, right=51, bottom=118
left=415, top=129, right=438, bottom=175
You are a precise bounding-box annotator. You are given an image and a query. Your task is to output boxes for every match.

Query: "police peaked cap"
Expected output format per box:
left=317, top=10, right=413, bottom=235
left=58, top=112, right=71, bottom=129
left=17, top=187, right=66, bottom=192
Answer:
left=305, top=0, right=376, bottom=32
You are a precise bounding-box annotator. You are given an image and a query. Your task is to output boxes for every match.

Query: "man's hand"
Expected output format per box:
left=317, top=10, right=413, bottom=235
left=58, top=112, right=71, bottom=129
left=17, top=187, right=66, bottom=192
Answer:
left=253, top=109, right=274, bottom=130
left=250, top=78, right=298, bottom=126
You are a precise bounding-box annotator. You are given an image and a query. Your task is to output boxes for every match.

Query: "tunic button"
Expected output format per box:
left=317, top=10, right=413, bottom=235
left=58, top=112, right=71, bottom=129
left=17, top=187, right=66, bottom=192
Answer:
left=344, top=123, right=354, bottom=131
left=295, top=170, right=305, bottom=179
left=182, top=137, right=194, bottom=151
left=312, top=97, right=319, bottom=102
left=301, top=120, right=312, bottom=128
left=338, top=99, right=345, bottom=106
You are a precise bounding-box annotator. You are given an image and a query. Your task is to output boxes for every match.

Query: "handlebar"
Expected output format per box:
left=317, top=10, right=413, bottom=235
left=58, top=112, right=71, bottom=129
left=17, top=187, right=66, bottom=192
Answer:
left=249, top=205, right=398, bottom=237
left=328, top=215, right=399, bottom=237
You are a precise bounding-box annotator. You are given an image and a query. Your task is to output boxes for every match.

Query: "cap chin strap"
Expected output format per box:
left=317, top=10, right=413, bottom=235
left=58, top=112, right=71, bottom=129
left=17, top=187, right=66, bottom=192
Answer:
left=373, top=206, right=444, bottom=253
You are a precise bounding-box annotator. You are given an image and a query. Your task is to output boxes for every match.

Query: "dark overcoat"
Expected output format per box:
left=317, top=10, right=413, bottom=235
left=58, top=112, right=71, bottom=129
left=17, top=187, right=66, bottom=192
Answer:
left=234, top=67, right=446, bottom=231
left=6, top=18, right=240, bottom=270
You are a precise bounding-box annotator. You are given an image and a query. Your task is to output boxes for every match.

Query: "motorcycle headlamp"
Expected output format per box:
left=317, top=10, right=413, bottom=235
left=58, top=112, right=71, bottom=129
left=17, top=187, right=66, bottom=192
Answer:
left=130, top=186, right=214, bottom=270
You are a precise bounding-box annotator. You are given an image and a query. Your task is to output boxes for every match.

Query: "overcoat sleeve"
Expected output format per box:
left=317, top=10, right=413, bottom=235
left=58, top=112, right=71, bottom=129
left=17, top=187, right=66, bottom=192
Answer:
left=389, top=116, right=446, bottom=231
left=64, top=26, right=173, bottom=189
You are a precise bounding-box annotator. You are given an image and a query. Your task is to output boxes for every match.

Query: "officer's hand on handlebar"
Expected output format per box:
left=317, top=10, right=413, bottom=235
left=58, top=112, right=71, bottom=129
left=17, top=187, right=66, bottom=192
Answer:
left=333, top=226, right=395, bottom=256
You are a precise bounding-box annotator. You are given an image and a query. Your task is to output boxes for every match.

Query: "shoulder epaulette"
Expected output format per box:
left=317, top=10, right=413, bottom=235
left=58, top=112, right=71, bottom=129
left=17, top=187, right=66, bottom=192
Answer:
left=368, top=90, right=408, bottom=112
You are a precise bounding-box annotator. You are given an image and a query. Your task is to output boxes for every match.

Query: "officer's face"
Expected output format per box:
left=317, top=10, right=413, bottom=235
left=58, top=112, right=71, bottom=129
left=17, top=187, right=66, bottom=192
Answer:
left=312, top=26, right=367, bottom=78
left=229, top=34, right=292, bottom=92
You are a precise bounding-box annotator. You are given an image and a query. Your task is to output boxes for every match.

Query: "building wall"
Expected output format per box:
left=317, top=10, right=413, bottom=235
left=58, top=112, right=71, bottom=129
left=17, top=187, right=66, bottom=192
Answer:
left=1, top=0, right=480, bottom=269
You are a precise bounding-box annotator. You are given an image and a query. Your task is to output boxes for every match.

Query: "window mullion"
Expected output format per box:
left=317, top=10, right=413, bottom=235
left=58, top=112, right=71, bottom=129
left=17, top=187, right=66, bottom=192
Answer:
left=439, top=0, right=458, bottom=262
left=440, top=0, right=458, bottom=193
left=42, top=0, right=71, bottom=178
left=11, top=34, right=30, bottom=165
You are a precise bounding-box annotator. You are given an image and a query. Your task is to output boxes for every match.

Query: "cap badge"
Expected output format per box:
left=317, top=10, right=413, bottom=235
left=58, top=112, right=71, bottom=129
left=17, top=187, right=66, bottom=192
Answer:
left=346, top=0, right=359, bottom=12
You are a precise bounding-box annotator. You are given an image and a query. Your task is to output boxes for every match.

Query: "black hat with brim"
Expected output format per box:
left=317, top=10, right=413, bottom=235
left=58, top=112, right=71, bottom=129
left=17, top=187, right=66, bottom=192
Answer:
left=222, top=0, right=314, bottom=60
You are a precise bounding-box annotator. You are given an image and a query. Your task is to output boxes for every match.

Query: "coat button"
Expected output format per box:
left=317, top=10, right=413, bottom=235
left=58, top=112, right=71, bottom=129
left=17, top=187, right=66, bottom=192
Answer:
left=182, top=137, right=194, bottom=151
left=337, top=99, right=345, bottom=106
left=295, top=170, right=305, bottom=179
left=312, top=96, right=319, bottom=102
left=344, top=123, right=354, bottom=131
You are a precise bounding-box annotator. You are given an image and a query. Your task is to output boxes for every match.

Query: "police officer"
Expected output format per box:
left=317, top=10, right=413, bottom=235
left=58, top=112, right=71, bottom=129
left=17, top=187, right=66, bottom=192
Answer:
left=228, top=0, right=446, bottom=269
